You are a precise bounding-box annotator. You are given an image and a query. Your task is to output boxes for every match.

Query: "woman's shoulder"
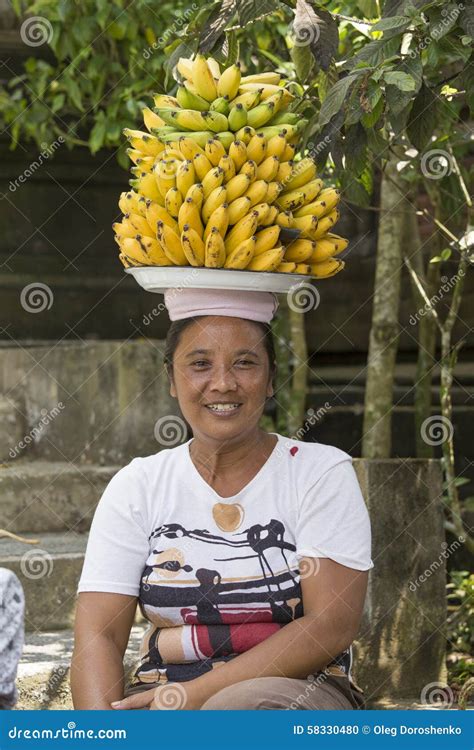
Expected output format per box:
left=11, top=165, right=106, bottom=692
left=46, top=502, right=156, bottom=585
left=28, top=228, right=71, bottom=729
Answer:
left=272, top=433, right=354, bottom=487
left=114, top=442, right=189, bottom=481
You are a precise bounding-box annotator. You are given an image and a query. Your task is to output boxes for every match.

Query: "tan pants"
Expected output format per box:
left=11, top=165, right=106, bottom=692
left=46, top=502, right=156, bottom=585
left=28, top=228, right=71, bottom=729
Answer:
left=125, top=669, right=366, bottom=710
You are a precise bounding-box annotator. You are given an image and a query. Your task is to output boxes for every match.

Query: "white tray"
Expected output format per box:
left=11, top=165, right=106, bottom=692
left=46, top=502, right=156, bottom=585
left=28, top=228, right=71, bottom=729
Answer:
left=125, top=266, right=314, bottom=294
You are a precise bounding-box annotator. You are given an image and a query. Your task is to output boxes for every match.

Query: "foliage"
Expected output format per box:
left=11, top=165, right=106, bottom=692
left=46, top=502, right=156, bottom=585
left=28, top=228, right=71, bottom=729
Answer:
left=447, top=571, right=474, bottom=689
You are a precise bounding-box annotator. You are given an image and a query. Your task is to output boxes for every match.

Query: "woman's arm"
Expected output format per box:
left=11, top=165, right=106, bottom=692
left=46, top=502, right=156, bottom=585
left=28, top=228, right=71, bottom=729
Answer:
left=115, top=557, right=369, bottom=710
left=70, top=592, right=138, bottom=709
left=185, top=558, right=368, bottom=706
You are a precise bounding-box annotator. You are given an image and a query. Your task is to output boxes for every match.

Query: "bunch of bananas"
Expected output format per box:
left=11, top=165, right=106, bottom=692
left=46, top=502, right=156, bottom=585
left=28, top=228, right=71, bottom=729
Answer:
left=114, top=54, right=348, bottom=279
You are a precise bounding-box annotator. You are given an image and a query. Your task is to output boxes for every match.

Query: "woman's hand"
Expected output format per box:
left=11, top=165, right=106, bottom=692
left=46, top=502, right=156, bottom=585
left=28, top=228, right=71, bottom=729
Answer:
left=111, top=680, right=205, bottom=711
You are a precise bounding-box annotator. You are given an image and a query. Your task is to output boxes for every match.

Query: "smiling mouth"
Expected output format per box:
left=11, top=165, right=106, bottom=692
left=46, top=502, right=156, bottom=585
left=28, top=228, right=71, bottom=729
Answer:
left=204, top=403, right=242, bottom=414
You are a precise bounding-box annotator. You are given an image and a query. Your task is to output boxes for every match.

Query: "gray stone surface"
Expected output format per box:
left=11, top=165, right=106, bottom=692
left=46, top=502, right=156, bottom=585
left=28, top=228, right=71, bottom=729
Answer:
left=0, top=460, right=120, bottom=533
left=0, top=396, right=25, bottom=462
left=0, top=340, right=182, bottom=464
left=352, top=458, right=447, bottom=701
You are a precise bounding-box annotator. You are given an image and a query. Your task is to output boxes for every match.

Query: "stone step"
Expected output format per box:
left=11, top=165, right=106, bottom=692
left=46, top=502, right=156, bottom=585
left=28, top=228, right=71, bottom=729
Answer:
left=0, top=531, right=88, bottom=631
left=16, top=625, right=146, bottom=710
left=0, top=395, right=25, bottom=462
left=0, top=460, right=121, bottom=534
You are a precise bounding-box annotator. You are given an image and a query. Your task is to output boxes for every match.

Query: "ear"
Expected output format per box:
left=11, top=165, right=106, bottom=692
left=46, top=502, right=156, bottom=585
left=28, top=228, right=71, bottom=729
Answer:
left=167, top=368, right=177, bottom=399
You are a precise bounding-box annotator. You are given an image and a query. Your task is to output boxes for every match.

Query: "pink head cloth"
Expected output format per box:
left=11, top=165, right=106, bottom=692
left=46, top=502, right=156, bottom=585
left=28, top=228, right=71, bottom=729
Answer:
left=164, top=287, right=279, bottom=323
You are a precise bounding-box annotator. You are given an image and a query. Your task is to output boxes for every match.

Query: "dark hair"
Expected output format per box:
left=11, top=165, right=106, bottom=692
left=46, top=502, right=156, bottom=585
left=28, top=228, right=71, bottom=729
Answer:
left=164, top=316, right=277, bottom=387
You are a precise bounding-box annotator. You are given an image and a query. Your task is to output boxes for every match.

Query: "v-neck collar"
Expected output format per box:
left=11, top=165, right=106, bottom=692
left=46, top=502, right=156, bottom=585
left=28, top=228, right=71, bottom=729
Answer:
left=184, top=432, right=281, bottom=501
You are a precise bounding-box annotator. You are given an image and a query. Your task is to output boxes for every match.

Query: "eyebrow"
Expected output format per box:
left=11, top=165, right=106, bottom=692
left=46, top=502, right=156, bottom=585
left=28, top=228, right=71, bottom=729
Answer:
left=185, top=348, right=260, bottom=358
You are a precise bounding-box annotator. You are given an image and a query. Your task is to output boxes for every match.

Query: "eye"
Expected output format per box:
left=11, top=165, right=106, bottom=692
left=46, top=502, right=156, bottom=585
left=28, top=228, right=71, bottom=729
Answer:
left=236, top=359, right=255, bottom=366
left=191, top=360, right=210, bottom=368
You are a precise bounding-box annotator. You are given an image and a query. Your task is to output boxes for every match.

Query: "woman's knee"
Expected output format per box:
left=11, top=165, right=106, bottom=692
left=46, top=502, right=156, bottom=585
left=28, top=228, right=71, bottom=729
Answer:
left=200, top=678, right=277, bottom=710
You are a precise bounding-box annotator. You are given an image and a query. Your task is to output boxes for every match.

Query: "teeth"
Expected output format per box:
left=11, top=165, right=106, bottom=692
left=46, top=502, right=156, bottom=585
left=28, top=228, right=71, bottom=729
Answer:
left=207, top=403, right=240, bottom=411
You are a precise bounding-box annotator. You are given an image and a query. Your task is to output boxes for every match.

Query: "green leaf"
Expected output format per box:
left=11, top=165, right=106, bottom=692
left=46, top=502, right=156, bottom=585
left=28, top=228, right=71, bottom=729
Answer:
left=291, top=42, right=314, bottom=83
left=199, top=0, right=237, bottom=53
left=361, top=94, right=384, bottom=127
left=383, top=71, right=416, bottom=91
left=407, top=83, right=437, bottom=151
left=292, top=1, right=339, bottom=73
left=441, top=247, right=452, bottom=261
left=319, top=73, right=360, bottom=127
left=371, top=15, right=411, bottom=32
left=89, top=117, right=106, bottom=154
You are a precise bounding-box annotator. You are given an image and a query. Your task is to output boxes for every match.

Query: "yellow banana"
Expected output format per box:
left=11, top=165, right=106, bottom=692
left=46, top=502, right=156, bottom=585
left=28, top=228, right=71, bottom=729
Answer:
left=142, top=107, right=165, bottom=131
left=309, top=236, right=348, bottom=263
left=157, top=221, right=187, bottom=265
left=311, top=209, right=340, bottom=239
left=193, top=152, right=214, bottom=182
left=265, top=181, right=283, bottom=203
left=241, top=72, right=281, bottom=85
left=126, top=148, right=143, bottom=165
left=202, top=186, right=227, bottom=224
left=246, top=246, right=284, bottom=271
left=207, top=57, right=221, bottom=79
left=134, top=156, right=155, bottom=173
left=113, top=220, right=138, bottom=240
left=247, top=101, right=276, bottom=129
left=246, top=133, right=267, bottom=164
left=119, top=191, right=147, bottom=217
left=252, top=202, right=271, bottom=225
left=276, top=160, right=294, bottom=184
left=186, top=183, right=204, bottom=209
left=227, top=196, right=252, bottom=225
left=256, top=155, right=280, bottom=181
left=178, top=137, right=206, bottom=161
left=130, top=172, right=163, bottom=204
left=153, top=94, right=180, bottom=109
left=284, top=158, right=317, bottom=191
left=277, top=179, right=323, bottom=211
left=226, top=174, right=251, bottom=203
left=117, top=237, right=150, bottom=265
left=310, top=258, right=345, bottom=278
left=254, top=225, right=281, bottom=255
left=218, top=154, right=236, bottom=182
left=176, top=57, right=194, bottom=82
left=284, top=239, right=316, bottom=262
left=123, top=129, right=164, bottom=157
left=232, top=89, right=262, bottom=110
left=181, top=226, right=206, bottom=266
left=295, top=189, right=341, bottom=218
left=224, top=237, right=256, bottom=269
left=265, top=133, right=287, bottom=158
left=228, top=140, right=247, bottom=171
left=193, top=54, right=218, bottom=101
left=126, top=212, right=155, bottom=237
left=146, top=201, right=178, bottom=232
left=245, top=179, right=268, bottom=206
left=276, top=261, right=296, bottom=273
left=118, top=253, right=140, bottom=268
left=294, top=263, right=312, bottom=275
left=205, top=138, right=226, bottom=166
left=203, top=203, right=229, bottom=241
left=202, top=166, right=225, bottom=199
left=239, top=159, right=257, bottom=181
left=205, top=227, right=226, bottom=268
left=178, top=197, right=204, bottom=236
left=225, top=211, right=259, bottom=254
left=217, top=62, right=242, bottom=99
left=276, top=210, right=293, bottom=228
left=282, top=143, right=296, bottom=161
left=235, top=126, right=256, bottom=144
left=201, top=110, right=229, bottom=133
left=121, top=236, right=169, bottom=265
left=176, top=159, right=196, bottom=197
left=291, top=214, right=319, bottom=237
left=165, top=187, right=183, bottom=218
left=259, top=205, right=279, bottom=227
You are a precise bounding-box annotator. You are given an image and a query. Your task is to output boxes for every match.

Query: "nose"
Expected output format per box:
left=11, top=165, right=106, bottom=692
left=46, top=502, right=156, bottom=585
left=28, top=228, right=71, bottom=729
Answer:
left=208, top=363, right=238, bottom=392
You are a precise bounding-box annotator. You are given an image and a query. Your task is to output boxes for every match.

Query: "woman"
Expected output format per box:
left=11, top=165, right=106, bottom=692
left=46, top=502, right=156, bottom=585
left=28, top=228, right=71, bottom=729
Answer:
left=71, top=288, right=373, bottom=710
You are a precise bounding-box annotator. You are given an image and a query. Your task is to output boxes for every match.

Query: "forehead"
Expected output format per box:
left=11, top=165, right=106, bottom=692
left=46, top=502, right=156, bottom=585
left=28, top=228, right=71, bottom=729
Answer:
left=176, top=316, right=266, bottom=353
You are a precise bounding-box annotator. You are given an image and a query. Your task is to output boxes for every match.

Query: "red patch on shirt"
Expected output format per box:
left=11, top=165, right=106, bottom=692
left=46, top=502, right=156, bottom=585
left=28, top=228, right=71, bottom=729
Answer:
left=290, top=446, right=299, bottom=456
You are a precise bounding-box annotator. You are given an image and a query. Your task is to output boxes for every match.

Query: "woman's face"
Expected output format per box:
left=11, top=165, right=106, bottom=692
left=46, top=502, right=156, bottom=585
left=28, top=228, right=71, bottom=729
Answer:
left=169, top=316, right=274, bottom=443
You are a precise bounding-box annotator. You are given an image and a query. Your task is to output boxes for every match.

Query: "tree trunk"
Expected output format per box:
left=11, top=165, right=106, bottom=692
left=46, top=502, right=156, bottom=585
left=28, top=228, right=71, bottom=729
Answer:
left=362, top=155, right=406, bottom=458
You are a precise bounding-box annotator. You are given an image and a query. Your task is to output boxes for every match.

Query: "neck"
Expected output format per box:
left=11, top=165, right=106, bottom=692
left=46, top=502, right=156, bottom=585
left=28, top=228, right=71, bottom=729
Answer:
left=189, top=429, right=273, bottom=479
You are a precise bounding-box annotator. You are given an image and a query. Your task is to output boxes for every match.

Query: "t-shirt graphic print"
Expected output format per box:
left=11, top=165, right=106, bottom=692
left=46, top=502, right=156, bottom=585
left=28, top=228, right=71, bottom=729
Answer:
left=77, top=433, right=374, bottom=687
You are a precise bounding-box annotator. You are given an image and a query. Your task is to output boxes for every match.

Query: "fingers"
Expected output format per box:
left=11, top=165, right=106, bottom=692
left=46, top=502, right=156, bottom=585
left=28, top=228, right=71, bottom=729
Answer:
left=111, top=689, right=156, bottom=710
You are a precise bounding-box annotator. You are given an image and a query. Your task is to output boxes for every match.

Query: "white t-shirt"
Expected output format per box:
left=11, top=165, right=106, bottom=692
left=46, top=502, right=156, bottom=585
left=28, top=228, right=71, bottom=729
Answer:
left=77, top=433, right=373, bottom=686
